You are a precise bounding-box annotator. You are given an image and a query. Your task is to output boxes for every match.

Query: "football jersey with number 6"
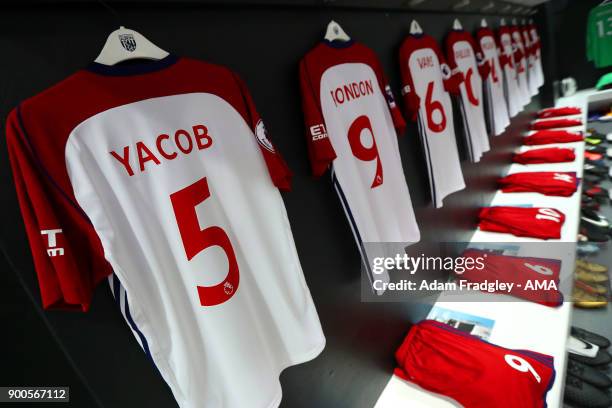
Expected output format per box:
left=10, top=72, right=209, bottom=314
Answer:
left=6, top=56, right=325, bottom=408
left=299, top=39, right=421, bottom=281
left=399, top=33, right=466, bottom=208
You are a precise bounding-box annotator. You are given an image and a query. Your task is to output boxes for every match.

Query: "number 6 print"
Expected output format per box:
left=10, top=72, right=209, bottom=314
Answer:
left=348, top=115, right=383, bottom=188
left=425, top=81, right=447, bottom=133
left=171, top=177, right=239, bottom=306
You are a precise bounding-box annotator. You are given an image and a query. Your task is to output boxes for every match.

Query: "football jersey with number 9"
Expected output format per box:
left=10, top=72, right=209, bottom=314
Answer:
left=299, top=40, right=421, bottom=285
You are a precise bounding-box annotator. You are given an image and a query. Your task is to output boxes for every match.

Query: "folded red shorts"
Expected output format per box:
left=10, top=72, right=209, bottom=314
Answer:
left=498, top=172, right=578, bottom=196
left=459, top=248, right=563, bottom=307
left=537, top=106, right=581, bottom=119
left=513, top=147, right=575, bottom=164
left=523, top=130, right=583, bottom=145
left=478, top=206, right=565, bottom=239
left=395, top=320, right=556, bottom=408
left=530, top=118, right=582, bottom=130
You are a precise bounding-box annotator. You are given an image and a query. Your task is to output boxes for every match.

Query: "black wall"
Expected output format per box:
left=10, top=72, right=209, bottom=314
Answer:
left=552, top=0, right=609, bottom=90
left=0, top=3, right=542, bottom=408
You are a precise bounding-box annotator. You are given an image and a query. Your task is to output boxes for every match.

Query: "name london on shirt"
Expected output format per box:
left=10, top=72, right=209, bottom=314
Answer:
left=372, top=279, right=559, bottom=294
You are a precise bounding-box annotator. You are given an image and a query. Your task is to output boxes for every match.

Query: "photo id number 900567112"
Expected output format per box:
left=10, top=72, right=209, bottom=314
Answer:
left=1, top=387, right=69, bottom=402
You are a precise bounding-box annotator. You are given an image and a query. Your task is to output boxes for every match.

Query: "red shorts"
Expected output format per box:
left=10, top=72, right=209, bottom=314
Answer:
left=395, top=320, right=556, bottom=408
left=498, top=172, right=578, bottom=196
left=523, top=130, right=583, bottom=146
left=459, top=249, right=563, bottom=307
left=513, top=147, right=575, bottom=164
left=478, top=206, right=565, bottom=240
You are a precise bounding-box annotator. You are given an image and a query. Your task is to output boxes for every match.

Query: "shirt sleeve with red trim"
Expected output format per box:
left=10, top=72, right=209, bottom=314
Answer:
left=298, top=57, right=337, bottom=177
left=398, top=45, right=421, bottom=123
left=6, top=108, right=113, bottom=312
left=436, top=41, right=464, bottom=95
left=233, top=73, right=293, bottom=190
left=370, top=55, right=406, bottom=135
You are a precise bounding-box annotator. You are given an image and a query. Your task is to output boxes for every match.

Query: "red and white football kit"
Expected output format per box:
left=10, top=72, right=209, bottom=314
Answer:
left=476, top=27, right=511, bottom=135
left=511, top=24, right=532, bottom=106
left=530, top=118, right=583, bottom=130
left=459, top=249, right=563, bottom=307
left=497, top=26, right=523, bottom=116
left=298, top=40, right=421, bottom=283
left=6, top=56, right=325, bottom=408
left=529, top=24, right=545, bottom=88
left=446, top=29, right=491, bottom=162
left=399, top=33, right=466, bottom=208
left=537, top=107, right=582, bottom=119
left=513, top=147, right=576, bottom=164
left=521, top=25, right=539, bottom=97
left=498, top=172, right=578, bottom=196
left=478, top=206, right=565, bottom=239
left=395, top=320, right=556, bottom=408
left=523, top=130, right=583, bottom=145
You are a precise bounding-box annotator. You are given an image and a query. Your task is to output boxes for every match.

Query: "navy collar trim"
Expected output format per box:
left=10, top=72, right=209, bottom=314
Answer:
left=86, top=54, right=179, bottom=76
left=322, top=39, right=355, bottom=49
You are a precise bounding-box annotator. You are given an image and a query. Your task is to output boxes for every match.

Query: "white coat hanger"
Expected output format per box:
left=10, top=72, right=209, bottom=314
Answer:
left=324, top=20, right=351, bottom=42
left=481, top=1, right=494, bottom=12
left=500, top=18, right=507, bottom=26
left=410, top=20, right=423, bottom=35
left=94, top=26, right=169, bottom=66
left=481, top=18, right=488, bottom=28
left=453, top=18, right=463, bottom=30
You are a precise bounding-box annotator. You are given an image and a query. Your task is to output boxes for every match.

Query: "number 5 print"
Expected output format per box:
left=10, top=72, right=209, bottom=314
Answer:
left=171, top=177, right=240, bottom=306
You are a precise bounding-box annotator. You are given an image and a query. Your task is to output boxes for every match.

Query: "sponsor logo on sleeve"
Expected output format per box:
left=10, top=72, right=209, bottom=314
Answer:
left=309, top=124, right=328, bottom=141
left=384, top=85, right=397, bottom=108
left=41, top=229, right=64, bottom=257
left=440, top=63, right=452, bottom=79
left=255, top=120, right=275, bottom=152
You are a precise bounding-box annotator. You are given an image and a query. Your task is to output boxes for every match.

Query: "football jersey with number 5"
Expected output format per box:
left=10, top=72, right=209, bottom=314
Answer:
left=399, top=33, right=466, bottom=208
left=6, top=56, right=325, bottom=408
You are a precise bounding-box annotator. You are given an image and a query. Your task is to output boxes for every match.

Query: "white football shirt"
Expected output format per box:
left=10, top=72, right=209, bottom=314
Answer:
left=399, top=33, right=466, bottom=208
left=477, top=27, right=511, bottom=135
left=299, top=40, right=421, bottom=285
left=446, top=29, right=490, bottom=162
left=530, top=24, right=545, bottom=87
left=6, top=56, right=325, bottom=408
left=511, top=25, right=532, bottom=106
left=498, top=26, right=524, bottom=117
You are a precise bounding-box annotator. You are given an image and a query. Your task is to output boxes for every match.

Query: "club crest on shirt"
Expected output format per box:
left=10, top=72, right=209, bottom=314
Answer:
left=255, top=120, right=275, bottom=153
left=223, top=282, right=234, bottom=295
left=119, top=34, right=137, bottom=52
